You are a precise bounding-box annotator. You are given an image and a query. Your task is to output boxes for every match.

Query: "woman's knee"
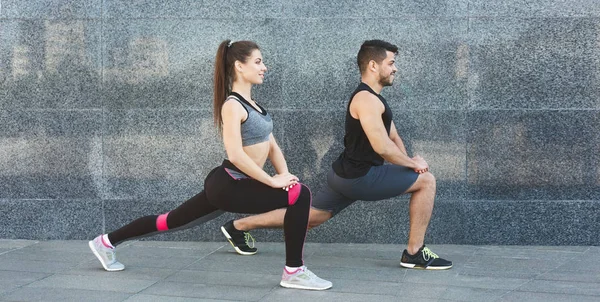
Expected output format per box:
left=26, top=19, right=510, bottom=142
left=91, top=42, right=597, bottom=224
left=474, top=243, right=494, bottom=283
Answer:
left=288, top=184, right=311, bottom=207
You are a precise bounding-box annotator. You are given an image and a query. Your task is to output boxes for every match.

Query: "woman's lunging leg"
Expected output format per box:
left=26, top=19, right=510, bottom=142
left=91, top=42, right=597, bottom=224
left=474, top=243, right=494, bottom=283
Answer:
left=282, top=184, right=311, bottom=267
left=108, top=191, right=218, bottom=246
left=89, top=190, right=218, bottom=272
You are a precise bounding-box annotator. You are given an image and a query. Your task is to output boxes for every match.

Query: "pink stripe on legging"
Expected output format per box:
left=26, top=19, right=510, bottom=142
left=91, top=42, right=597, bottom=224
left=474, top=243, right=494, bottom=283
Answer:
left=156, top=212, right=170, bottom=231
left=302, top=184, right=312, bottom=266
left=288, top=184, right=301, bottom=205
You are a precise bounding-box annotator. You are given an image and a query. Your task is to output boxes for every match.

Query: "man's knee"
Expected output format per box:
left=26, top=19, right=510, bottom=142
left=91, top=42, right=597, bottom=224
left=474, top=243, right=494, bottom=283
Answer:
left=308, top=208, right=331, bottom=229
left=419, top=171, right=436, bottom=188
left=407, top=171, right=436, bottom=193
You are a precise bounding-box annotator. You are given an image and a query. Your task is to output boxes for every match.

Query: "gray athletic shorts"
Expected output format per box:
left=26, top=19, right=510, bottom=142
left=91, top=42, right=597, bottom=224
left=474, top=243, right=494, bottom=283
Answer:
left=312, top=164, right=419, bottom=216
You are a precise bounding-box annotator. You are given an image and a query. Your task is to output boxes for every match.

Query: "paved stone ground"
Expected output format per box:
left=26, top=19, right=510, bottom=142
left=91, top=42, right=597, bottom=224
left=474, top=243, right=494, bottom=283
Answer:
left=0, top=240, right=597, bottom=301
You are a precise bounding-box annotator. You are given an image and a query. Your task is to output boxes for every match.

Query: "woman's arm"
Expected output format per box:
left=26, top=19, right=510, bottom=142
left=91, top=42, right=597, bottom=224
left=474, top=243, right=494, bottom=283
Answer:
left=267, top=134, right=289, bottom=175
left=221, top=100, right=276, bottom=186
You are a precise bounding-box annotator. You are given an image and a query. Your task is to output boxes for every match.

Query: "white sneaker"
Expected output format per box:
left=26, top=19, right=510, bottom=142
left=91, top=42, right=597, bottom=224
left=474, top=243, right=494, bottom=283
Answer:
left=88, top=235, right=125, bottom=271
left=280, top=266, right=332, bottom=290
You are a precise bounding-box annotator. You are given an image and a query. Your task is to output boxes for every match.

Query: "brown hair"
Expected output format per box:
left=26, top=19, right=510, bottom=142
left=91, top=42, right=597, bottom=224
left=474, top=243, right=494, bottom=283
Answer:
left=357, top=39, right=398, bottom=74
left=213, top=40, right=260, bottom=130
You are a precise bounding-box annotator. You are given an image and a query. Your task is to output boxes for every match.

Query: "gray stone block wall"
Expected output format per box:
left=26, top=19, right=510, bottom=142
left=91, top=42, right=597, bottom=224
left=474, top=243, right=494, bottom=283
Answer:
left=0, top=0, right=598, bottom=245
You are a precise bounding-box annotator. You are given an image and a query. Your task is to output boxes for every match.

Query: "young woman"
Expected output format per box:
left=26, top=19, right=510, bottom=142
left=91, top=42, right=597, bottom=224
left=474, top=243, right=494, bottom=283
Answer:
left=88, top=40, right=332, bottom=291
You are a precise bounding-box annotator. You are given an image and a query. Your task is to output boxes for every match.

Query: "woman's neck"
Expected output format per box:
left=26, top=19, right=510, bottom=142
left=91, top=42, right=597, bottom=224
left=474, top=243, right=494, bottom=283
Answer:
left=231, top=81, right=253, bottom=102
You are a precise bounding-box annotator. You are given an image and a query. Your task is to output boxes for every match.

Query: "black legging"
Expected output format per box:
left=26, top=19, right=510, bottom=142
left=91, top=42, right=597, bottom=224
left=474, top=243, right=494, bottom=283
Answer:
left=108, top=160, right=310, bottom=267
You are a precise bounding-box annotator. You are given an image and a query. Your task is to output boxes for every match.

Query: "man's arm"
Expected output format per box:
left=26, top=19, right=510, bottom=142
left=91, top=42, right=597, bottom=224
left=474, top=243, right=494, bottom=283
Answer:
left=352, top=91, right=426, bottom=171
left=390, top=119, right=429, bottom=173
left=389, top=121, right=408, bottom=156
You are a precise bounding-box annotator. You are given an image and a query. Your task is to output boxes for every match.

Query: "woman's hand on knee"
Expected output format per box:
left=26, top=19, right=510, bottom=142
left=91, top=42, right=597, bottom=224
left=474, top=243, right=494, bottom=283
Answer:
left=270, top=173, right=299, bottom=191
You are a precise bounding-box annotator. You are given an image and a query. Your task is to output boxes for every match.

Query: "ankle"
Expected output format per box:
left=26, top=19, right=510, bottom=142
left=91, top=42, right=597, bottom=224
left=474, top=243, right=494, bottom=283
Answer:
left=407, top=245, right=421, bottom=255
left=232, top=220, right=245, bottom=232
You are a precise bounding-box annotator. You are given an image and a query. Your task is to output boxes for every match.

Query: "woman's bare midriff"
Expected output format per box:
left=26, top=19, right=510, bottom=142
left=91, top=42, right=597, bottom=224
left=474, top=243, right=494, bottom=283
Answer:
left=242, top=140, right=270, bottom=169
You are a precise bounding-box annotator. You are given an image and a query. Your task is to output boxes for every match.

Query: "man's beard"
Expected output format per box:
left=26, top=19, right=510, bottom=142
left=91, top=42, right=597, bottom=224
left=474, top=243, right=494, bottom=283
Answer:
left=379, top=73, right=394, bottom=87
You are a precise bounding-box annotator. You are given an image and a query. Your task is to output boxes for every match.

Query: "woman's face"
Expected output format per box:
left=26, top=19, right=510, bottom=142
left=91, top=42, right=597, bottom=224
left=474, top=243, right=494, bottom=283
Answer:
left=236, top=49, right=267, bottom=85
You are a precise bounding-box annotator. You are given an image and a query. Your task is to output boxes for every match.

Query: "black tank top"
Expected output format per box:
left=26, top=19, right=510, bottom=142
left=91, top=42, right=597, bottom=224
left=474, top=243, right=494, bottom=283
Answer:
left=332, top=82, right=393, bottom=178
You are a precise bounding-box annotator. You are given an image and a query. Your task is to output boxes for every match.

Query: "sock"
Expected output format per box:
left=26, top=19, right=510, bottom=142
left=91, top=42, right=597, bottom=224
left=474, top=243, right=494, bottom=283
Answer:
left=284, top=265, right=303, bottom=274
left=101, top=234, right=114, bottom=249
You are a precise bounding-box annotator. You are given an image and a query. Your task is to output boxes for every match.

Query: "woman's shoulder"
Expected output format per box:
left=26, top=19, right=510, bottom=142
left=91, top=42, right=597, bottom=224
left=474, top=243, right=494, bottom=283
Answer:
left=223, top=97, right=245, bottom=110
left=222, top=97, right=248, bottom=121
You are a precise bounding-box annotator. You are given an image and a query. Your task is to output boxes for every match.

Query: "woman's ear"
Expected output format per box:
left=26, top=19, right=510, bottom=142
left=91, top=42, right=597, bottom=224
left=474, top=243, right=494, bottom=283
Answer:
left=234, top=61, right=243, bottom=73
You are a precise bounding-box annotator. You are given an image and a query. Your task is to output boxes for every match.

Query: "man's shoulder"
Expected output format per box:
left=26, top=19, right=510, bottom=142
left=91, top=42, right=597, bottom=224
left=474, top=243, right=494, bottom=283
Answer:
left=352, top=89, right=378, bottom=99
left=350, top=91, right=384, bottom=113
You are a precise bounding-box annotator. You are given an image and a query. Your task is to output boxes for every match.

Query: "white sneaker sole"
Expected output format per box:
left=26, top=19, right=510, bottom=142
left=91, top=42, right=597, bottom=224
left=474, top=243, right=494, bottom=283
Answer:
left=280, top=281, right=333, bottom=291
left=400, top=262, right=453, bottom=270
left=220, top=226, right=257, bottom=256
left=88, top=240, right=124, bottom=272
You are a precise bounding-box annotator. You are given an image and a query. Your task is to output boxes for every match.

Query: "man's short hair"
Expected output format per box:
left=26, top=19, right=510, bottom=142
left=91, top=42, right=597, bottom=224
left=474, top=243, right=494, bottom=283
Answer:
left=357, top=40, right=399, bottom=74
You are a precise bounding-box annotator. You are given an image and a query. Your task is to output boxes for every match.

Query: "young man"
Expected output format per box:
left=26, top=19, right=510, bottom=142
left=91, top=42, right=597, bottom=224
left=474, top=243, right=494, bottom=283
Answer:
left=220, top=40, right=452, bottom=270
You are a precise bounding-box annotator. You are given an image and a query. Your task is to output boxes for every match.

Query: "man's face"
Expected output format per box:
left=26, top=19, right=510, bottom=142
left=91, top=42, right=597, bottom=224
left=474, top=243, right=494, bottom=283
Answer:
left=378, top=51, right=398, bottom=87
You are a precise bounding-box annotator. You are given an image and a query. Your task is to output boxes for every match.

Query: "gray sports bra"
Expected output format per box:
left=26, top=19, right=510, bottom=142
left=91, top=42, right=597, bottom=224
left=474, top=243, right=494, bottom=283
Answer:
left=226, top=92, right=273, bottom=146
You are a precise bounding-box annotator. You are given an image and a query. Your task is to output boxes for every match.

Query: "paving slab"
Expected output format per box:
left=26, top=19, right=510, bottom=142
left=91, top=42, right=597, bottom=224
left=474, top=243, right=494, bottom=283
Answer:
left=139, top=281, right=275, bottom=301
left=0, top=271, right=50, bottom=295
left=25, top=274, right=156, bottom=293
left=0, top=240, right=597, bottom=302
left=497, top=291, right=600, bottom=302
left=124, top=294, right=233, bottom=302
left=0, top=287, right=132, bottom=302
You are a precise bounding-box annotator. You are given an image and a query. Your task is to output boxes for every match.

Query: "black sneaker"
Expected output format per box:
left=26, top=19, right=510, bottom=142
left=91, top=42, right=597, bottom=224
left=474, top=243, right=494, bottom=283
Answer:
left=220, top=220, right=257, bottom=255
left=400, top=245, right=452, bottom=270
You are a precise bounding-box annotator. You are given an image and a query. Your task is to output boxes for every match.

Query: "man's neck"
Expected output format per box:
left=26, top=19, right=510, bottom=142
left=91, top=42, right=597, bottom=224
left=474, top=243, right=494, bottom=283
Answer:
left=360, top=77, right=383, bottom=94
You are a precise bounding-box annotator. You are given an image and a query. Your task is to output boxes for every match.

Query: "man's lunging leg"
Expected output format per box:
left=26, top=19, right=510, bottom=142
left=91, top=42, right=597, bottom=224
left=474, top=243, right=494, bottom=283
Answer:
left=222, top=208, right=332, bottom=255
left=400, top=172, right=452, bottom=270
left=404, top=172, right=436, bottom=255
